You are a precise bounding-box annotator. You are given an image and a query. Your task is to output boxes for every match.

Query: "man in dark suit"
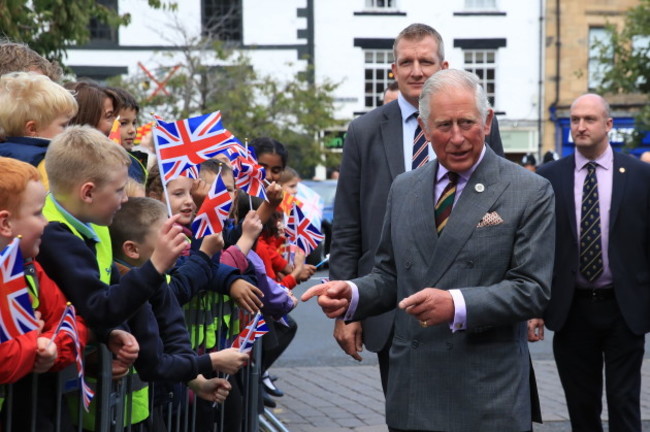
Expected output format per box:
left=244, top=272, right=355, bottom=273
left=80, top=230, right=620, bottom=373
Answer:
left=531, top=93, right=650, bottom=432
left=304, top=69, right=553, bottom=431
left=329, top=23, right=504, bottom=394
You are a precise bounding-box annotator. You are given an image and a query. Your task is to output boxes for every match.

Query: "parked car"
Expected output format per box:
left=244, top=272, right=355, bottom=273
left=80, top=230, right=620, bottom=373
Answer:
left=300, top=179, right=337, bottom=266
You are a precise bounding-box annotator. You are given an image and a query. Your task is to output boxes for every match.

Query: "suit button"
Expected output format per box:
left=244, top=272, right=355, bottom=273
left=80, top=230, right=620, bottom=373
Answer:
left=405, top=261, right=412, bottom=269
left=446, top=342, right=453, bottom=350
left=466, top=261, right=474, bottom=268
left=411, top=340, right=419, bottom=349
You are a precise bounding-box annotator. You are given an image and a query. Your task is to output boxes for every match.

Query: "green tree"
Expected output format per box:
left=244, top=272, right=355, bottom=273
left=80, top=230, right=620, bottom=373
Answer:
left=595, top=0, right=650, bottom=145
left=111, top=20, right=344, bottom=178
left=0, top=0, right=175, bottom=64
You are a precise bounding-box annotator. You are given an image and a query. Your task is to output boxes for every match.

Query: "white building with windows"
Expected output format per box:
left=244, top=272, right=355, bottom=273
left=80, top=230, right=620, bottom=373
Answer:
left=66, top=0, right=544, bottom=160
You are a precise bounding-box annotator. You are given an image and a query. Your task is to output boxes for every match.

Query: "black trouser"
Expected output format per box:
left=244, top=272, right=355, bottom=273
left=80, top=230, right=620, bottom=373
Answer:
left=553, top=293, right=645, bottom=432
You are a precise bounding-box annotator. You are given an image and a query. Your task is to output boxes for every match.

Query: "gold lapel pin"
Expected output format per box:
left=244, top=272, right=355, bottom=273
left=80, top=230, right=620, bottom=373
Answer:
left=619, top=167, right=626, bottom=173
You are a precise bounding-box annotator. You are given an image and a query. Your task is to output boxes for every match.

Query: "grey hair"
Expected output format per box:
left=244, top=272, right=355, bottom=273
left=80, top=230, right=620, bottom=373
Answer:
left=418, top=69, right=490, bottom=130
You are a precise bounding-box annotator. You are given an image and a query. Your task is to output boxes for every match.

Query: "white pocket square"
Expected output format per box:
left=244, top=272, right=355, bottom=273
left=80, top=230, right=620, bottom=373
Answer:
left=477, top=211, right=504, bottom=228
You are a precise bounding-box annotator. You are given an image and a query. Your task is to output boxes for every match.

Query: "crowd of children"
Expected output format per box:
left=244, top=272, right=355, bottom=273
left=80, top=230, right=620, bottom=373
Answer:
left=0, top=41, right=318, bottom=431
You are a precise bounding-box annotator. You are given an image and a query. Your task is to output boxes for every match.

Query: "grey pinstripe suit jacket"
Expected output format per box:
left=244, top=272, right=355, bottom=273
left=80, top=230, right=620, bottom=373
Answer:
left=352, top=146, right=554, bottom=431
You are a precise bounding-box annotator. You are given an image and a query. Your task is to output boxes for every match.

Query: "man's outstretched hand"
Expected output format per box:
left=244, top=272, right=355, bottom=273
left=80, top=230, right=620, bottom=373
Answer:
left=301, top=280, right=352, bottom=318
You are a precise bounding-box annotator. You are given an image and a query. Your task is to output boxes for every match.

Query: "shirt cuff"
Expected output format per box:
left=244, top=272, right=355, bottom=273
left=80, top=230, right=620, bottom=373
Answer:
left=448, top=289, right=466, bottom=332
left=340, top=281, right=359, bottom=321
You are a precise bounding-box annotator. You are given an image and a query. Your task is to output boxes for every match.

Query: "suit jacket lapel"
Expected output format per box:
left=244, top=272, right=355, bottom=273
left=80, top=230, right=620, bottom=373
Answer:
left=408, top=162, right=439, bottom=262
left=425, top=147, right=507, bottom=286
left=381, top=102, right=406, bottom=180
left=610, top=152, right=627, bottom=230
left=558, top=157, right=578, bottom=241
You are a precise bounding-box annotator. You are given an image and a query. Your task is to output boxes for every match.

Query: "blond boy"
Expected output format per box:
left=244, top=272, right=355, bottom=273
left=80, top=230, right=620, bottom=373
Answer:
left=0, top=72, right=77, bottom=188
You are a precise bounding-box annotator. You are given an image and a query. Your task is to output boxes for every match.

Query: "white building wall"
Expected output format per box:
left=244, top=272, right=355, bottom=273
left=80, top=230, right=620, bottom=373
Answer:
left=64, top=0, right=544, bottom=154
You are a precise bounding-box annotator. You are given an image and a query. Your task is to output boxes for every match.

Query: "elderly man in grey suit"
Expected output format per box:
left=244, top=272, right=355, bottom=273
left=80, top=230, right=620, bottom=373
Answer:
left=330, top=23, right=504, bottom=395
left=303, top=69, right=553, bottom=432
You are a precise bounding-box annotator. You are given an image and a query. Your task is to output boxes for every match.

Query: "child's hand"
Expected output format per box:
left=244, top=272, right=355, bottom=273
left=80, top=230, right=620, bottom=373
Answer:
left=293, top=248, right=306, bottom=266
left=298, top=264, right=317, bottom=283
left=287, top=291, right=299, bottom=309
left=189, top=375, right=232, bottom=403
left=108, top=329, right=139, bottom=373
left=191, top=178, right=210, bottom=209
left=200, top=233, right=224, bottom=258
left=229, top=279, right=264, bottom=314
left=33, top=337, right=57, bottom=373
left=209, top=348, right=248, bottom=375
left=265, top=182, right=283, bottom=207
left=242, top=211, right=263, bottom=239
left=150, top=214, right=188, bottom=274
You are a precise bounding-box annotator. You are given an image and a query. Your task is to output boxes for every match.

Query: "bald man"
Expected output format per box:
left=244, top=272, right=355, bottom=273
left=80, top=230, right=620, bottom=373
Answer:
left=531, top=94, right=650, bottom=432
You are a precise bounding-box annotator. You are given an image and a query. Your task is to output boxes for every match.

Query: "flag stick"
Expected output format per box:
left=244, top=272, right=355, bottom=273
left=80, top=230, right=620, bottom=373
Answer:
left=315, top=253, right=330, bottom=269
left=213, top=312, right=262, bottom=407
left=46, top=302, right=72, bottom=350
left=245, top=139, right=254, bottom=211
left=152, top=115, right=175, bottom=217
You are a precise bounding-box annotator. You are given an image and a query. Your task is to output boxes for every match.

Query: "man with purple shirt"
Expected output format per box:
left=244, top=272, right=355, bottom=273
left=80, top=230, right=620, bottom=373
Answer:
left=303, top=69, right=552, bottom=432
left=531, top=93, right=650, bottom=432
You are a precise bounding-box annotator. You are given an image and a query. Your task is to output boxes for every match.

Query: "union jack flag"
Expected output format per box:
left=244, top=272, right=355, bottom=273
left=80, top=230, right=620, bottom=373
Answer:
left=0, top=237, right=39, bottom=343
left=285, top=204, right=324, bottom=255
left=153, top=111, right=239, bottom=183
left=231, top=313, right=269, bottom=354
left=59, top=304, right=94, bottom=411
left=191, top=173, right=232, bottom=238
left=232, top=157, right=267, bottom=201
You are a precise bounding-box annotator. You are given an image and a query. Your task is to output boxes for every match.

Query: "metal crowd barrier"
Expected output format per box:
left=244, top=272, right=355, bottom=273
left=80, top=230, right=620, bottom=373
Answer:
left=0, top=297, right=291, bottom=432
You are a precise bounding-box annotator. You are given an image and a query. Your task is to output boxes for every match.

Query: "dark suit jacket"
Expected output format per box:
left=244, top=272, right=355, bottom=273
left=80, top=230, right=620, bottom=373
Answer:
left=537, top=150, right=650, bottom=335
left=330, top=100, right=504, bottom=351
left=351, top=147, right=553, bottom=431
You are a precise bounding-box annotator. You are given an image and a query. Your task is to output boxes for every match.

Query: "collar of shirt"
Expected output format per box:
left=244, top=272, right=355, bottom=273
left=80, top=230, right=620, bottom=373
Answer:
left=436, top=144, right=487, bottom=198
left=574, top=144, right=614, bottom=172
left=398, top=92, right=418, bottom=122
left=49, top=194, right=100, bottom=242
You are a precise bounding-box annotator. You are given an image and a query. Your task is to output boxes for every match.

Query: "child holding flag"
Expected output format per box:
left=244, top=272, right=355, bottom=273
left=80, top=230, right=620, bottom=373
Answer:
left=109, top=197, right=246, bottom=428
left=0, top=157, right=89, bottom=430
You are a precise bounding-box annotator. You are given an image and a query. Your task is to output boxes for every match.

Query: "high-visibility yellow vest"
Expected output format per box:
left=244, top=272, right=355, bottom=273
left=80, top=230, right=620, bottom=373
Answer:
left=43, top=194, right=149, bottom=427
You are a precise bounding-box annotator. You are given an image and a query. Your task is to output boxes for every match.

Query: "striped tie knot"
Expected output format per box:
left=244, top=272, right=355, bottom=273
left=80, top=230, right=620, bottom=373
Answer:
left=434, top=171, right=459, bottom=234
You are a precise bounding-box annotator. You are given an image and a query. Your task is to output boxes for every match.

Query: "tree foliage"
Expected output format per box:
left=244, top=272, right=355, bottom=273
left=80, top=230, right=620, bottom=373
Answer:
left=0, top=0, right=175, bottom=64
left=110, top=19, right=344, bottom=178
left=595, top=0, right=650, bottom=143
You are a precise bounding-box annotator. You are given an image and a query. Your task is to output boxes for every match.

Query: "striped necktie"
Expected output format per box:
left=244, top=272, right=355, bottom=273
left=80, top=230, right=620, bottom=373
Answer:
left=435, top=172, right=459, bottom=234
left=579, top=162, right=603, bottom=282
left=412, top=116, right=429, bottom=169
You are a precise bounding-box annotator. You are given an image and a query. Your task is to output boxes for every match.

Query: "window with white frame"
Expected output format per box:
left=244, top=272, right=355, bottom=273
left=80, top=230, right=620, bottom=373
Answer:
left=588, top=27, right=612, bottom=91
left=364, top=49, right=394, bottom=109
left=464, top=0, right=497, bottom=10
left=464, top=49, right=496, bottom=107
left=365, top=0, right=396, bottom=10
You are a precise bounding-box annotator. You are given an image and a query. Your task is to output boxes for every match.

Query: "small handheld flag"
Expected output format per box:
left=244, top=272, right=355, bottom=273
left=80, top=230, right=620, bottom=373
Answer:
left=0, top=237, right=39, bottom=343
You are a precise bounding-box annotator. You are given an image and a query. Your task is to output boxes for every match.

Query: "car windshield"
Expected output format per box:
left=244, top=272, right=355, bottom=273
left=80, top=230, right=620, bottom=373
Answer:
left=301, top=180, right=337, bottom=206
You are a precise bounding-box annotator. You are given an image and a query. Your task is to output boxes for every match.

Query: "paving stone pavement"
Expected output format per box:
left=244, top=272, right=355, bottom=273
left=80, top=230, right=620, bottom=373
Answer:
left=266, top=360, right=650, bottom=432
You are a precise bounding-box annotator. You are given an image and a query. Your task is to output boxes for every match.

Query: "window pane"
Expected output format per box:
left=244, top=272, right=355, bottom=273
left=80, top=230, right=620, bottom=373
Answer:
left=487, top=69, right=495, bottom=79
left=486, top=51, right=495, bottom=63
left=363, top=49, right=394, bottom=109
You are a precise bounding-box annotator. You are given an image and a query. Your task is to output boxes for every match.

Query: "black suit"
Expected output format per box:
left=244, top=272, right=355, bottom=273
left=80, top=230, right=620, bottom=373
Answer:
left=330, top=99, right=504, bottom=393
left=537, top=150, right=650, bottom=432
